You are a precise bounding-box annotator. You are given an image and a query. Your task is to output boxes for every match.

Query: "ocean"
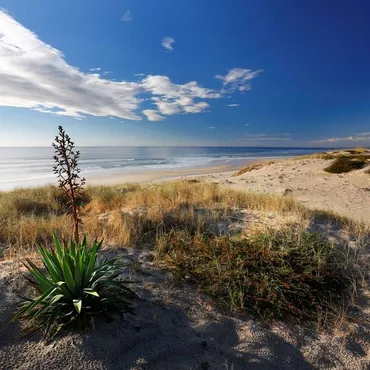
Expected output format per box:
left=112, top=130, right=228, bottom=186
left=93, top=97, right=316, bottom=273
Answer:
left=0, top=146, right=327, bottom=190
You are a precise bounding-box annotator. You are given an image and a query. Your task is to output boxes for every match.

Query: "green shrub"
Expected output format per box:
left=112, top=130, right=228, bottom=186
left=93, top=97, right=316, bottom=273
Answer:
left=13, top=235, right=135, bottom=338
left=324, top=156, right=367, bottom=173
left=157, top=229, right=358, bottom=325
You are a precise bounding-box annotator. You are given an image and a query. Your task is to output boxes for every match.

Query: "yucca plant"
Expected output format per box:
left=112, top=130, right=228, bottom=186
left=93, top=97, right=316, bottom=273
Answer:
left=13, top=235, right=135, bottom=338
left=13, top=126, right=135, bottom=338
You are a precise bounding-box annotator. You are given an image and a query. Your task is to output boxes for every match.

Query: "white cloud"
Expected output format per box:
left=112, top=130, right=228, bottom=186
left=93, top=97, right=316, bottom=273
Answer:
left=0, top=10, right=142, bottom=120
left=0, top=11, right=261, bottom=122
left=216, top=68, right=262, bottom=92
left=227, top=103, right=239, bottom=107
left=120, top=10, right=132, bottom=22
left=358, top=132, right=370, bottom=136
left=142, top=75, right=219, bottom=116
left=310, top=136, right=370, bottom=144
left=143, top=109, right=165, bottom=121
left=161, top=37, right=175, bottom=51
left=207, top=126, right=216, bottom=129
left=244, top=123, right=251, bottom=126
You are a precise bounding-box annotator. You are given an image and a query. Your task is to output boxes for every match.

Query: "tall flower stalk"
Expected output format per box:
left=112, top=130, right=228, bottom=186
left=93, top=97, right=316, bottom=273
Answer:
left=52, top=126, right=85, bottom=243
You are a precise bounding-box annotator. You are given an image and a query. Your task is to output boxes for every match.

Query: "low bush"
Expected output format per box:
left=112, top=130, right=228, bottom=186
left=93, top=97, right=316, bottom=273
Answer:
left=324, top=156, right=367, bottom=173
left=156, top=227, right=360, bottom=325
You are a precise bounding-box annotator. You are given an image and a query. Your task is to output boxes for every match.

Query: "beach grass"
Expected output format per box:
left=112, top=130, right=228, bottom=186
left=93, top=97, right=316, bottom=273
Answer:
left=1, top=181, right=368, bottom=328
left=233, top=161, right=275, bottom=176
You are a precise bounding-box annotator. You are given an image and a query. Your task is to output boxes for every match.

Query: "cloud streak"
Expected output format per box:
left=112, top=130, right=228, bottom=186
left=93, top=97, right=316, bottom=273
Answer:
left=120, top=10, right=132, bottom=22
left=241, top=134, right=291, bottom=141
left=161, top=37, right=175, bottom=51
left=0, top=11, right=261, bottom=122
left=216, top=68, right=262, bottom=92
left=310, top=135, right=370, bottom=144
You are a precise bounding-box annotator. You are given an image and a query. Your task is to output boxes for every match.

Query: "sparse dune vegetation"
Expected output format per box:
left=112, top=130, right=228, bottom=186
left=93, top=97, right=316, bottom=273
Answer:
left=1, top=176, right=368, bottom=328
left=1, top=135, right=370, bottom=369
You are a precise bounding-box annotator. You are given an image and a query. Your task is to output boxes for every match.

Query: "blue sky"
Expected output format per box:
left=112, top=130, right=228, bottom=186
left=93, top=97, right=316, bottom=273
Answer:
left=0, top=0, right=369, bottom=147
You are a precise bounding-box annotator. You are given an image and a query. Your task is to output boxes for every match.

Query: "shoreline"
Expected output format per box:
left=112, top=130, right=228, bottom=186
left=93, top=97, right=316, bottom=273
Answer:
left=2, top=152, right=370, bottom=224
left=86, top=158, right=277, bottom=186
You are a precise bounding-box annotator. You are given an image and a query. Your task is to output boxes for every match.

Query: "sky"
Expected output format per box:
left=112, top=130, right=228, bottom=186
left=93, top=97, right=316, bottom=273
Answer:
left=0, top=0, right=370, bottom=147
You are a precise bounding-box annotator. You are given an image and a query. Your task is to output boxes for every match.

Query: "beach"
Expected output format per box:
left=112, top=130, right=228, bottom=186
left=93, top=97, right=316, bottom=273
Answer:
left=1, top=150, right=370, bottom=369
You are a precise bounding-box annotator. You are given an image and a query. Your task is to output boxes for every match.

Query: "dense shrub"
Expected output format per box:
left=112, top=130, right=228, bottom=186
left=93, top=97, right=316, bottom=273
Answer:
left=324, top=157, right=367, bottom=173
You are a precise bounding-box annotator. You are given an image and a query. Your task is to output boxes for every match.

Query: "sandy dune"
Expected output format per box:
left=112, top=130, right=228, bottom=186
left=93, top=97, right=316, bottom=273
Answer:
left=199, top=157, right=370, bottom=224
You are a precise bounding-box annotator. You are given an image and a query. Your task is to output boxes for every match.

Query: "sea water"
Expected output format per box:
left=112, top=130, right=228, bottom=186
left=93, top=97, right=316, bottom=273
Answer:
left=0, top=146, right=328, bottom=190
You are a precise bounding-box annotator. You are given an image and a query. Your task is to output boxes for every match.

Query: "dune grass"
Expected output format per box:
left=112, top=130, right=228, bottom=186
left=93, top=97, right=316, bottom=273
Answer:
left=0, top=182, right=305, bottom=253
left=233, top=161, right=275, bottom=176
left=0, top=181, right=368, bottom=328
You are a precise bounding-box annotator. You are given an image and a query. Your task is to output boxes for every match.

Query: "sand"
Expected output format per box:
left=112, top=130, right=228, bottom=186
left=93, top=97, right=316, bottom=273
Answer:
left=1, top=156, right=370, bottom=369
left=1, top=246, right=370, bottom=370
left=86, top=164, right=239, bottom=186
left=194, top=157, right=370, bottom=224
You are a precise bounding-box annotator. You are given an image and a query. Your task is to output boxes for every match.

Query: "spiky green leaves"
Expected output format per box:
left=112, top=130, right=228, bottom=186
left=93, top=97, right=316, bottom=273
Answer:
left=13, top=235, right=135, bottom=338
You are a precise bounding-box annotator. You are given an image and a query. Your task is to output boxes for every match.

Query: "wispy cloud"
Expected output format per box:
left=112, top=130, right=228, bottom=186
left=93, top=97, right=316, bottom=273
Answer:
left=142, top=109, right=165, bottom=121
left=0, top=11, right=261, bottom=122
left=207, top=126, right=216, bottom=129
left=161, top=37, right=175, bottom=51
left=216, top=68, right=262, bottom=92
left=244, top=123, right=251, bottom=126
left=226, top=103, right=239, bottom=107
left=310, top=135, right=370, bottom=144
left=120, top=10, right=132, bottom=22
left=242, top=134, right=291, bottom=141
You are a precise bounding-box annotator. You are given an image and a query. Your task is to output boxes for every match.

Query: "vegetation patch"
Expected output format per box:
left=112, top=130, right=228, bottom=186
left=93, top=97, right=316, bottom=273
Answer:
left=324, top=156, right=367, bottom=174
left=345, top=147, right=368, bottom=154
left=233, top=161, right=275, bottom=176
left=296, top=148, right=369, bottom=160
left=155, top=227, right=361, bottom=326
left=294, top=152, right=336, bottom=160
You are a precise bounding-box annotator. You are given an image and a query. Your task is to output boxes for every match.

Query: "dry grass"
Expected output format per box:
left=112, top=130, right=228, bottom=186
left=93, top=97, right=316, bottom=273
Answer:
left=296, top=148, right=370, bottom=160
left=0, top=181, right=368, bottom=328
left=0, top=182, right=304, bottom=254
left=233, top=161, right=275, bottom=176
